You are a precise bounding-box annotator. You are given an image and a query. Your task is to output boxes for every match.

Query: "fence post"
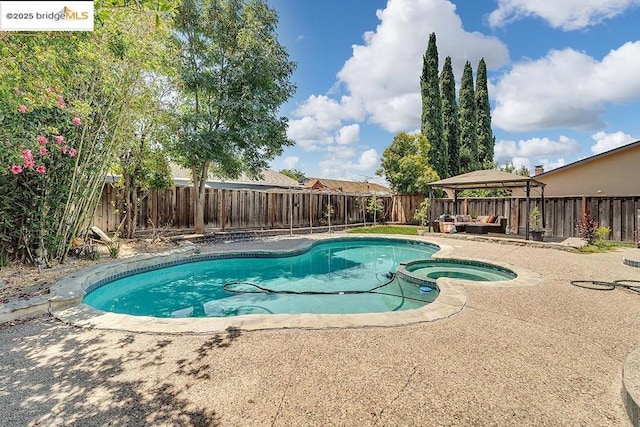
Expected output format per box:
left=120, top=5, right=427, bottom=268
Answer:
left=220, top=189, right=226, bottom=232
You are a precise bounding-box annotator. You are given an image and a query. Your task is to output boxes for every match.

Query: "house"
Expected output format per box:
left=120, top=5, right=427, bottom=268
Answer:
left=534, top=140, right=640, bottom=196
left=170, top=165, right=301, bottom=190
left=301, top=177, right=393, bottom=195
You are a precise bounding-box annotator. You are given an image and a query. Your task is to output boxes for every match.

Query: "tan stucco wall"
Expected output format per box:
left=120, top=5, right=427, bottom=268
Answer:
left=535, top=145, right=640, bottom=196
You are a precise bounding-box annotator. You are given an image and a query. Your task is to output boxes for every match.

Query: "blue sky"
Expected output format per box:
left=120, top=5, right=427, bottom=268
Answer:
left=266, top=0, right=640, bottom=184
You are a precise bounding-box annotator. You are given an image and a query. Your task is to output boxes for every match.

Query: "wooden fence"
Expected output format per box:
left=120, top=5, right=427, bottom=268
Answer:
left=94, top=185, right=394, bottom=233
left=93, top=186, right=640, bottom=242
left=428, top=195, right=640, bottom=242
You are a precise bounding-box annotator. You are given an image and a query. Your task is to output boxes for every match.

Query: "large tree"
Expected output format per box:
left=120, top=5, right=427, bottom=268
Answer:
left=475, top=58, right=495, bottom=167
left=173, top=0, right=296, bottom=233
left=458, top=60, right=478, bottom=173
left=420, top=33, right=446, bottom=179
left=440, top=56, right=459, bottom=177
left=107, top=10, right=177, bottom=239
left=376, top=132, right=439, bottom=195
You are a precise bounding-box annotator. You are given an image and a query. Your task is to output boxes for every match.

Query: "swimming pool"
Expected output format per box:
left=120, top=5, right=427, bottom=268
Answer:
left=83, top=238, right=441, bottom=318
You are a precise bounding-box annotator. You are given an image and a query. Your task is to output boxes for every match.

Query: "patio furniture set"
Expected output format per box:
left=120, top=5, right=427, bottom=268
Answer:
left=434, top=214, right=508, bottom=235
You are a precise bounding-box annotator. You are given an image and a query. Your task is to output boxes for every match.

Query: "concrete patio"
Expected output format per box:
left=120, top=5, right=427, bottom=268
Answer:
left=1, top=235, right=640, bottom=426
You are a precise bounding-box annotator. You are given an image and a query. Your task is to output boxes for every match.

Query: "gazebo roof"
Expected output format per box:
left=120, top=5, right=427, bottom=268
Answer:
left=428, top=169, right=545, bottom=191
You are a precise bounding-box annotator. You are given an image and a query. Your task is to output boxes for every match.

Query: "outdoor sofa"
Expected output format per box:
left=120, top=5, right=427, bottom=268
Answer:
left=437, top=214, right=507, bottom=234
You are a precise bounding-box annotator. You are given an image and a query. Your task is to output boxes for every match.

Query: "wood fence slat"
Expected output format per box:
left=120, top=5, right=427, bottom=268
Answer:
left=613, top=198, right=622, bottom=241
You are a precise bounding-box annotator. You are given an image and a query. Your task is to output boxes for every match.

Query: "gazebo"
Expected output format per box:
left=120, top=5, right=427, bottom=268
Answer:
left=428, top=170, right=546, bottom=240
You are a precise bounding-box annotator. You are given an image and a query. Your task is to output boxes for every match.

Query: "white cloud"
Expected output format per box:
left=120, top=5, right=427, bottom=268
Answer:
left=493, top=42, right=640, bottom=132
left=319, top=149, right=380, bottom=180
left=590, top=130, right=636, bottom=154
left=294, top=95, right=364, bottom=129
left=335, top=124, right=360, bottom=145
left=327, top=145, right=356, bottom=159
left=488, top=0, right=640, bottom=31
left=495, top=136, right=581, bottom=173
left=282, top=156, right=300, bottom=169
left=508, top=157, right=568, bottom=175
left=288, top=96, right=365, bottom=151
left=337, top=0, right=509, bottom=132
left=287, top=0, right=510, bottom=154
left=286, top=116, right=334, bottom=151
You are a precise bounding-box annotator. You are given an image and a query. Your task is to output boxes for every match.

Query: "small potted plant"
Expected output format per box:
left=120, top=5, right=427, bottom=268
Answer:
left=529, top=206, right=544, bottom=241
left=414, top=199, right=430, bottom=236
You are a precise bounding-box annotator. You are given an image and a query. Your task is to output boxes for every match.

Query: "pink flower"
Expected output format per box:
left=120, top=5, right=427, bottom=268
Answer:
left=61, top=145, right=68, bottom=154
left=21, top=149, right=33, bottom=160
left=54, top=135, right=64, bottom=144
left=36, top=165, right=46, bottom=174
left=10, top=164, right=22, bottom=174
left=57, top=96, right=66, bottom=109
left=37, top=136, right=48, bottom=145
left=13, top=87, right=20, bottom=95
left=68, top=148, right=77, bottom=157
left=72, top=116, right=82, bottom=126
left=23, top=158, right=35, bottom=168
left=39, top=147, right=47, bottom=156
left=17, top=105, right=27, bottom=113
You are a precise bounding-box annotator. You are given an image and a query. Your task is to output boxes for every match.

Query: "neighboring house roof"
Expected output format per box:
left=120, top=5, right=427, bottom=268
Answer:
left=303, top=177, right=393, bottom=195
left=537, top=139, right=640, bottom=178
left=170, top=164, right=301, bottom=189
left=428, top=169, right=545, bottom=191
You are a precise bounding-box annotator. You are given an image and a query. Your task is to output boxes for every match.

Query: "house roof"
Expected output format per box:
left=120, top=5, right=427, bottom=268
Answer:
left=170, top=164, right=301, bottom=189
left=303, top=177, right=392, bottom=195
left=537, top=139, right=640, bottom=178
left=428, top=169, right=545, bottom=191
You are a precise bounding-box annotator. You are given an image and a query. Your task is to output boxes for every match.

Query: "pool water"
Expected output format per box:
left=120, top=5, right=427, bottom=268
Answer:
left=84, top=239, right=440, bottom=318
left=405, top=260, right=517, bottom=282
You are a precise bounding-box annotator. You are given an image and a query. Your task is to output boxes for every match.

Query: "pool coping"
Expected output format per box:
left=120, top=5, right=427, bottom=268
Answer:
left=624, top=346, right=640, bottom=426
left=44, top=234, right=543, bottom=334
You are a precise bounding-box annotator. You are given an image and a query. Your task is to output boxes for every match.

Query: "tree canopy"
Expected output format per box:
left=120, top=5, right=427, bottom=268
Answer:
left=458, top=61, right=478, bottom=173
left=172, top=0, right=296, bottom=233
left=440, top=56, right=459, bottom=178
left=421, top=33, right=446, bottom=179
left=376, top=132, right=439, bottom=195
left=475, top=58, right=495, bottom=167
left=279, top=168, right=305, bottom=181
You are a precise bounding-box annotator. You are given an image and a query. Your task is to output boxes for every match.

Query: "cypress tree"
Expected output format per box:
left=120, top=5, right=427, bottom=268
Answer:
left=440, top=56, right=459, bottom=177
left=475, top=58, right=494, bottom=167
left=420, top=33, right=446, bottom=178
left=458, top=61, right=478, bottom=173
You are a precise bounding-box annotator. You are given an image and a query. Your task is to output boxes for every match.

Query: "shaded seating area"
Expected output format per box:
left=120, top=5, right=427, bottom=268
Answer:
left=428, top=170, right=546, bottom=240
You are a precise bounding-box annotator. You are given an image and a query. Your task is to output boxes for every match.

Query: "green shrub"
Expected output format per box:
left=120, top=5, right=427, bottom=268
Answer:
left=107, top=239, right=121, bottom=259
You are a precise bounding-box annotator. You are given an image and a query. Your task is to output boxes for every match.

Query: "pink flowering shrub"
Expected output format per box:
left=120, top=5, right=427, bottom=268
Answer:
left=0, top=91, right=84, bottom=263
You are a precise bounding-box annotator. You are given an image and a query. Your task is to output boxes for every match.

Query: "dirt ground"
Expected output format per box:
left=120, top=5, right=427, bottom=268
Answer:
left=0, top=238, right=177, bottom=305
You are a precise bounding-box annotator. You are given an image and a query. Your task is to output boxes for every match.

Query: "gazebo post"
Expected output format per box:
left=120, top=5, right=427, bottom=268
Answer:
left=525, top=182, right=530, bottom=240
left=454, top=190, right=458, bottom=215
left=428, top=188, right=433, bottom=232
